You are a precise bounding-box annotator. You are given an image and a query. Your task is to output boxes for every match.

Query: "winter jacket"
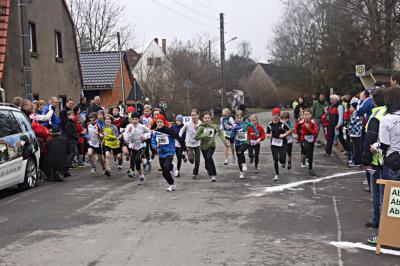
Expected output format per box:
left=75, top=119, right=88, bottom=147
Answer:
left=230, top=121, right=258, bottom=146
left=179, top=120, right=202, bottom=147
left=294, top=119, right=318, bottom=143
left=312, top=100, right=326, bottom=120
left=220, top=116, right=235, bottom=138
left=152, top=126, right=186, bottom=158
left=356, top=97, right=375, bottom=121
left=348, top=112, right=363, bottom=137
left=103, top=125, right=120, bottom=149
left=42, top=104, right=61, bottom=129
left=248, top=124, right=266, bottom=145
left=195, top=123, right=227, bottom=150
left=124, top=123, right=151, bottom=150
left=65, top=119, right=78, bottom=142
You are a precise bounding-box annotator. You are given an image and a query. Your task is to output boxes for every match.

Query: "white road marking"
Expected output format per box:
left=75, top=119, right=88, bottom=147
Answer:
left=248, top=171, right=364, bottom=196
left=330, top=241, right=400, bottom=256
left=332, top=196, right=343, bottom=266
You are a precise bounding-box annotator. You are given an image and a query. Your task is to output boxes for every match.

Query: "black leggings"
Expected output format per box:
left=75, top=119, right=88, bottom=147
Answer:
left=303, top=142, right=314, bottom=170
left=286, top=143, right=293, bottom=159
left=235, top=144, right=249, bottom=171
left=188, top=146, right=201, bottom=175
left=248, top=144, right=260, bottom=168
left=271, top=145, right=286, bottom=175
left=201, top=147, right=216, bottom=176
left=144, top=140, right=151, bottom=161
left=159, top=156, right=174, bottom=185
left=130, top=148, right=145, bottom=172
left=175, top=147, right=184, bottom=171
left=350, top=137, right=362, bottom=165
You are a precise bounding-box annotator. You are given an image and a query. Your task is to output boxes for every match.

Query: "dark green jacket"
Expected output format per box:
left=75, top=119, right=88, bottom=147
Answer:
left=195, top=123, right=227, bottom=150
left=312, top=100, right=326, bottom=119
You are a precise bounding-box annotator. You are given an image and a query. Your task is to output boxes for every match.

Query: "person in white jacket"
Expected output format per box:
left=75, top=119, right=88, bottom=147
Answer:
left=179, top=108, right=202, bottom=179
left=124, top=112, right=151, bottom=185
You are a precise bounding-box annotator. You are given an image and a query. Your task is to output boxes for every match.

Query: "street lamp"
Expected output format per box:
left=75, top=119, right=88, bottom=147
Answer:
left=220, top=36, right=238, bottom=112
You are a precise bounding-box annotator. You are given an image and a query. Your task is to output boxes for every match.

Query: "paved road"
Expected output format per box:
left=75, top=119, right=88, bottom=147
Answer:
left=0, top=112, right=399, bottom=266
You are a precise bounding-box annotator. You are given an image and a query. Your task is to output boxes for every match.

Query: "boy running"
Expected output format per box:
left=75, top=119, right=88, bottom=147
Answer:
left=102, top=114, right=122, bottom=176
left=87, top=112, right=105, bottom=173
left=220, top=108, right=236, bottom=165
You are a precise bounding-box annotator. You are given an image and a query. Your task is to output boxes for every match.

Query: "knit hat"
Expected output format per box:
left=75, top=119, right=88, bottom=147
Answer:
left=175, top=115, right=183, bottom=122
left=272, top=107, right=281, bottom=115
left=131, top=112, right=140, bottom=119
left=127, top=106, right=135, bottom=113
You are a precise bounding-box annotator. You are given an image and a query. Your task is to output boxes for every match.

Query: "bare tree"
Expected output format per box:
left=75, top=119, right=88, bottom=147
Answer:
left=67, top=0, right=136, bottom=51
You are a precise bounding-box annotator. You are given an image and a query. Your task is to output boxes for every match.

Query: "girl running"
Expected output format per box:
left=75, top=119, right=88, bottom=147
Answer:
left=294, top=109, right=318, bottom=176
left=102, top=114, right=122, bottom=176
left=195, top=111, right=228, bottom=182
left=87, top=112, right=105, bottom=173
left=266, top=108, right=291, bottom=181
left=124, top=112, right=151, bottom=185
left=220, top=108, right=236, bottom=165
left=171, top=115, right=187, bottom=177
left=140, top=105, right=154, bottom=169
left=230, top=110, right=259, bottom=179
left=151, top=115, right=186, bottom=191
left=281, top=112, right=294, bottom=170
left=248, top=114, right=266, bottom=171
left=179, top=109, right=202, bottom=179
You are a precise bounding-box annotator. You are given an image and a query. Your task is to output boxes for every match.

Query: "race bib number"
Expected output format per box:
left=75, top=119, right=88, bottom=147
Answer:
left=204, top=128, right=214, bottom=138
left=224, top=130, right=231, bottom=137
left=156, top=134, right=169, bottom=145
left=304, top=135, right=314, bottom=143
left=272, top=138, right=283, bottom=147
left=236, top=131, right=247, bottom=142
left=287, top=135, right=293, bottom=144
left=250, top=140, right=258, bottom=146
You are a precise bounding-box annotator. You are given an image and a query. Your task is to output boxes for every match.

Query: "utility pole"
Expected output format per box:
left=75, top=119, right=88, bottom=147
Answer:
left=219, top=13, right=225, bottom=111
left=117, top=32, right=126, bottom=108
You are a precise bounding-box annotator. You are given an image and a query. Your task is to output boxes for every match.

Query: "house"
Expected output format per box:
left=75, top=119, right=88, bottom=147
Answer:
left=132, top=38, right=169, bottom=85
left=80, top=51, right=144, bottom=108
left=1, top=0, right=82, bottom=106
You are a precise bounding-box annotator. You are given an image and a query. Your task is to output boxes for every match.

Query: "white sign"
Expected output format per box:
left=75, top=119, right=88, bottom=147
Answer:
left=355, top=65, right=366, bottom=77
left=388, top=187, right=400, bottom=218
left=182, top=116, right=192, bottom=124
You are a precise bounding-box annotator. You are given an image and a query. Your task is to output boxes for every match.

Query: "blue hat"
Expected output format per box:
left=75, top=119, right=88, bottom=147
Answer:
left=175, top=115, right=183, bottom=122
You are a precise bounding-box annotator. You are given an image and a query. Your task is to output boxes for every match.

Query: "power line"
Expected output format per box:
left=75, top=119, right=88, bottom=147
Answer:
left=172, top=0, right=216, bottom=21
left=151, top=0, right=215, bottom=29
left=191, top=0, right=219, bottom=13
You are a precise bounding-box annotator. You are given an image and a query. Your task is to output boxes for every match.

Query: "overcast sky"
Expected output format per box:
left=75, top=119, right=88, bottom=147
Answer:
left=119, top=0, right=284, bottom=62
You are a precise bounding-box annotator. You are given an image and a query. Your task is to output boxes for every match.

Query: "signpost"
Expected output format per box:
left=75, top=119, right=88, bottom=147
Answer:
left=355, top=65, right=366, bottom=77
left=376, top=179, right=400, bottom=255
left=183, top=79, right=192, bottom=114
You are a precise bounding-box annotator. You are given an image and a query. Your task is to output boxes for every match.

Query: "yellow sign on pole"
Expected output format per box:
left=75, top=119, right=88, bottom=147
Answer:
left=376, top=180, right=400, bottom=255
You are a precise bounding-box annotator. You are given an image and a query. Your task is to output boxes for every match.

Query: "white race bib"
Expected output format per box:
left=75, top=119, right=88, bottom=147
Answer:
left=304, top=135, right=314, bottom=143
left=236, top=131, right=247, bottom=142
left=272, top=138, right=283, bottom=147
left=250, top=140, right=258, bottom=146
left=156, top=134, right=169, bottom=145
left=204, top=128, right=215, bottom=138
left=287, top=135, right=293, bottom=144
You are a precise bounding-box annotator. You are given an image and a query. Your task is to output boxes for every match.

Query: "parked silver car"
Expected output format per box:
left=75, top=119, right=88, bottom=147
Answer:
left=0, top=104, right=40, bottom=190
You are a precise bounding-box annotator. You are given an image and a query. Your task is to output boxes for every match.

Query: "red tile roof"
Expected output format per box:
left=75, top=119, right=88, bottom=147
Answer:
left=0, top=0, right=9, bottom=80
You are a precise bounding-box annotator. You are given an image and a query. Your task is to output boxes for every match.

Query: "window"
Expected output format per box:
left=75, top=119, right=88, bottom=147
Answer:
left=0, top=111, right=21, bottom=138
left=147, top=57, right=154, bottom=66
left=155, top=57, right=162, bottom=66
left=12, top=111, right=32, bottom=133
left=28, top=22, right=37, bottom=54
left=55, top=31, right=63, bottom=60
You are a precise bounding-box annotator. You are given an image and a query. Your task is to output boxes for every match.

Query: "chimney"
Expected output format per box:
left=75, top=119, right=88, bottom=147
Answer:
left=162, top=39, right=167, bottom=54
left=154, top=38, right=159, bottom=45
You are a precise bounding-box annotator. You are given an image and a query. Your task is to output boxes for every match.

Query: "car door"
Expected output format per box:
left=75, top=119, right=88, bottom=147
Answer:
left=0, top=110, right=24, bottom=189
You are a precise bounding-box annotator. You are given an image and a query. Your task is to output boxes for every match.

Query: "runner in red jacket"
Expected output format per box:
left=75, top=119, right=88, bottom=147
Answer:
left=294, top=109, right=318, bottom=176
left=248, top=114, right=266, bottom=171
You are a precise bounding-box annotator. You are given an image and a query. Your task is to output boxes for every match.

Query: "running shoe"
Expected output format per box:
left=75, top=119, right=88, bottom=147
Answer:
left=224, top=160, right=228, bottom=166
left=348, top=162, right=356, bottom=167
left=273, top=175, right=279, bottom=181
left=90, top=167, right=96, bottom=174
left=172, top=163, right=179, bottom=177
left=287, top=161, right=292, bottom=170
left=128, top=170, right=135, bottom=178
left=138, top=175, right=145, bottom=185
left=306, top=159, right=309, bottom=166
left=104, top=169, right=111, bottom=177
left=193, top=175, right=198, bottom=179
left=242, top=163, right=248, bottom=172
left=367, top=235, right=378, bottom=245
left=239, top=172, right=244, bottom=179
left=308, top=169, right=316, bottom=177
left=211, top=176, right=216, bottom=182
left=182, top=154, right=188, bottom=163
left=321, top=153, right=331, bottom=157
left=117, top=165, right=122, bottom=170
left=166, top=184, right=176, bottom=191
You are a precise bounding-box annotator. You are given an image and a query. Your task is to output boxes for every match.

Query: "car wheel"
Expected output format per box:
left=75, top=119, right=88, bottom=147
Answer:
left=18, top=158, right=37, bottom=190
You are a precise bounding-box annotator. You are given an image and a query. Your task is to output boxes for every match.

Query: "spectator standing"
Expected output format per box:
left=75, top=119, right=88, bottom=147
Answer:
left=65, top=110, right=79, bottom=174
left=60, top=98, right=74, bottom=135
left=311, top=94, right=326, bottom=143
left=157, top=97, right=168, bottom=117
left=294, top=97, right=306, bottom=121
left=87, top=96, right=103, bottom=114
left=42, top=97, right=61, bottom=130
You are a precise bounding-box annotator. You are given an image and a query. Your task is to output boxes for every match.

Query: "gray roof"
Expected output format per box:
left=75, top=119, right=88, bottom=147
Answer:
left=79, top=51, right=121, bottom=90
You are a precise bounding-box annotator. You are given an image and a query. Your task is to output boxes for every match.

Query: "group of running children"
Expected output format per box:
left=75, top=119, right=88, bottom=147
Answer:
left=84, top=105, right=319, bottom=192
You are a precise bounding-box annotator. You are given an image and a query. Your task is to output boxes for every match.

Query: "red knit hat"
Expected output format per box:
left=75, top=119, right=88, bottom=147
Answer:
left=272, top=107, right=281, bottom=115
